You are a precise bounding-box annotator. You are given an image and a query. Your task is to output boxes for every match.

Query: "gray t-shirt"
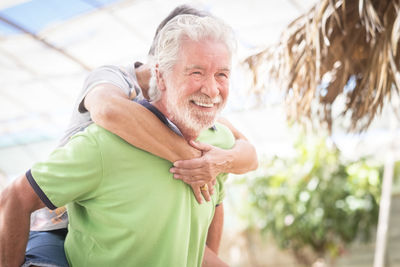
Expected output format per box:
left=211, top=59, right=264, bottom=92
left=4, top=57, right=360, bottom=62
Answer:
left=30, top=63, right=143, bottom=231
left=59, top=64, right=143, bottom=146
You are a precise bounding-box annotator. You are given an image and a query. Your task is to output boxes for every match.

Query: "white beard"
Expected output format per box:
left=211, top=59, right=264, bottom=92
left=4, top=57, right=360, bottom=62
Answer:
left=166, top=89, right=224, bottom=135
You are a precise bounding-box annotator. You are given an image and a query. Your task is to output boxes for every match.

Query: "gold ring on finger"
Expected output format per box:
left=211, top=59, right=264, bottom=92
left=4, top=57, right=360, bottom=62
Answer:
left=200, top=184, right=208, bottom=191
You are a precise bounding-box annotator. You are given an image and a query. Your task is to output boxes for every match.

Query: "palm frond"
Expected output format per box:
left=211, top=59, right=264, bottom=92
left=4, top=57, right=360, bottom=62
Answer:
left=245, top=0, right=400, bottom=132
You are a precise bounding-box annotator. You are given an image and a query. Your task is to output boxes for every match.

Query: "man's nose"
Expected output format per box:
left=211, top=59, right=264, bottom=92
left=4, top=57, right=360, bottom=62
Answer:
left=200, top=76, right=219, bottom=99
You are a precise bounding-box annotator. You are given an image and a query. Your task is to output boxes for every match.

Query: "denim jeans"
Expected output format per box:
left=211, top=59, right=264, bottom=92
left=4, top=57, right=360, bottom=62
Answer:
left=22, top=229, right=69, bottom=267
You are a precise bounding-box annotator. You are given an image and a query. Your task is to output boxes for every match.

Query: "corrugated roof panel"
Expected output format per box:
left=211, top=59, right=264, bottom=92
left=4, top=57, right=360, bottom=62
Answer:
left=0, top=0, right=121, bottom=35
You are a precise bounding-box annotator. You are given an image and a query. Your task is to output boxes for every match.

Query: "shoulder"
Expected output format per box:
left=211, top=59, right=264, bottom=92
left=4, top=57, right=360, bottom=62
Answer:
left=72, top=124, right=131, bottom=152
left=90, top=64, right=127, bottom=74
left=84, top=64, right=136, bottom=87
left=64, top=124, right=103, bottom=151
left=197, top=122, right=235, bottom=149
left=72, top=124, right=117, bottom=143
left=58, top=125, right=118, bottom=163
left=85, top=65, right=122, bottom=80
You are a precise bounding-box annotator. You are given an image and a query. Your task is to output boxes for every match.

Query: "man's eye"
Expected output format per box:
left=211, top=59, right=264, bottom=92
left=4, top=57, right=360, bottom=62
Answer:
left=192, top=71, right=202, bottom=75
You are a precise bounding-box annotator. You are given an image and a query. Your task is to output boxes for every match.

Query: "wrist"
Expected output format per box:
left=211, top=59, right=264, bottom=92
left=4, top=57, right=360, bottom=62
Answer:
left=181, top=144, right=202, bottom=160
left=217, top=152, right=234, bottom=174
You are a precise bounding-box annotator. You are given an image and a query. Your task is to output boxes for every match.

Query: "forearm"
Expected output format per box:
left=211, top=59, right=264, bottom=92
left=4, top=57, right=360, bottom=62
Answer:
left=86, top=86, right=201, bottom=162
left=224, top=139, right=258, bottom=174
left=0, top=211, right=30, bottom=267
left=171, top=137, right=258, bottom=187
left=206, top=204, right=224, bottom=254
left=217, top=117, right=258, bottom=174
left=0, top=177, right=39, bottom=266
left=202, top=246, right=229, bottom=267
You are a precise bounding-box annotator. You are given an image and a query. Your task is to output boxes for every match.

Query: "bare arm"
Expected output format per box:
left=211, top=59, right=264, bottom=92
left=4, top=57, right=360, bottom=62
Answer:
left=202, top=205, right=229, bottom=267
left=85, top=84, right=201, bottom=162
left=170, top=118, right=258, bottom=185
left=202, top=246, right=229, bottom=267
left=216, top=117, right=258, bottom=174
left=0, top=175, right=45, bottom=267
left=206, top=203, right=224, bottom=254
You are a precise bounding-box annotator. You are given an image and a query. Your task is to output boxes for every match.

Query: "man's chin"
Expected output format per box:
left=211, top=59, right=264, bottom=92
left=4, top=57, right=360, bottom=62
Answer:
left=170, top=108, right=218, bottom=135
left=191, top=118, right=216, bottom=132
left=179, top=118, right=214, bottom=134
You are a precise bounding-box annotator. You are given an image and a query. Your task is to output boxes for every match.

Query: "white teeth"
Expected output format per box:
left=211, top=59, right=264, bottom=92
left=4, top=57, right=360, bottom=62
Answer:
left=193, top=101, right=213, bottom=108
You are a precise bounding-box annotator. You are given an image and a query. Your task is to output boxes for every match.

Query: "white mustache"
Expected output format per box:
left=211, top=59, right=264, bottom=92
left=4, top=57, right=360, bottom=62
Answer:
left=190, top=94, right=222, bottom=105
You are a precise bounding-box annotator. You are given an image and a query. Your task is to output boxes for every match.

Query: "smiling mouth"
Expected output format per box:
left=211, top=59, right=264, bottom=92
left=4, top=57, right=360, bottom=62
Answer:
left=191, top=100, right=215, bottom=108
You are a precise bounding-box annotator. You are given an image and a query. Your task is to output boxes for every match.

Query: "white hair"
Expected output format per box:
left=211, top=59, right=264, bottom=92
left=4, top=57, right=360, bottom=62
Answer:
left=148, top=14, right=236, bottom=101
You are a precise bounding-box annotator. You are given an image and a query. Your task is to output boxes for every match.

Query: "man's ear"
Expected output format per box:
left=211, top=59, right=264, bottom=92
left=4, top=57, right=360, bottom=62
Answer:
left=156, top=65, right=166, bottom=91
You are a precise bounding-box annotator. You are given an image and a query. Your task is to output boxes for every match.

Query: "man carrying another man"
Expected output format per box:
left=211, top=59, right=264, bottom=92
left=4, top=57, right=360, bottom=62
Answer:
left=1, top=13, right=247, bottom=266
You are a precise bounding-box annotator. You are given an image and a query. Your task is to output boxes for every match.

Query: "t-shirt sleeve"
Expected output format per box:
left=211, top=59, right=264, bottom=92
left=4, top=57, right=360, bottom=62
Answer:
left=28, top=131, right=103, bottom=209
left=77, top=65, right=138, bottom=113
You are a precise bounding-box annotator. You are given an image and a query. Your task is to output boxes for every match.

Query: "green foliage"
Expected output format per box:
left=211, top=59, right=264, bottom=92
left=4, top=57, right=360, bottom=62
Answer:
left=246, top=134, right=382, bottom=261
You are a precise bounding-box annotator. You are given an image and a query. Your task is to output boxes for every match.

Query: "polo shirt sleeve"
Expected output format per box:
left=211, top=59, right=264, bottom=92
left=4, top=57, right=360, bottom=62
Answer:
left=215, top=174, right=228, bottom=205
left=27, top=131, right=103, bottom=209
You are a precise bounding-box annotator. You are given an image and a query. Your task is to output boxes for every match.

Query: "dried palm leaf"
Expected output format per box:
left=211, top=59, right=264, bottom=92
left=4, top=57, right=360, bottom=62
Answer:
left=245, top=0, right=400, bottom=132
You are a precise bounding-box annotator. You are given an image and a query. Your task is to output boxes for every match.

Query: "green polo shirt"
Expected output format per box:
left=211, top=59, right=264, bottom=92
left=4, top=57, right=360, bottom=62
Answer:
left=29, top=122, right=235, bottom=267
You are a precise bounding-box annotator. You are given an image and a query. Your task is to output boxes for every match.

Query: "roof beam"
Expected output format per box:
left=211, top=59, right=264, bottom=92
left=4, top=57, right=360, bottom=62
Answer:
left=0, top=14, right=92, bottom=71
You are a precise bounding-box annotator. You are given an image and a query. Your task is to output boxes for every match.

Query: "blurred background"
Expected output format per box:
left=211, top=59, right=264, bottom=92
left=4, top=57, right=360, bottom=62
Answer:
left=0, top=0, right=399, bottom=266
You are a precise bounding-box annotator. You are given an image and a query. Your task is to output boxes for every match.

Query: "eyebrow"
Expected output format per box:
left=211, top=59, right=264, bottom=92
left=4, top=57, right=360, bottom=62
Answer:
left=218, top=68, right=231, bottom=73
left=184, top=65, right=231, bottom=72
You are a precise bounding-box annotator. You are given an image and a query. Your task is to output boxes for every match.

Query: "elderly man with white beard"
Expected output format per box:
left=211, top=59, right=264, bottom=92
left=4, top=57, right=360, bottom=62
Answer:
left=0, top=14, right=237, bottom=267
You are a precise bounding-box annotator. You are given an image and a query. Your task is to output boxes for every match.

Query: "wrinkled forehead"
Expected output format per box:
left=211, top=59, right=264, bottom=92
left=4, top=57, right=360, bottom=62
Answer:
left=177, top=37, right=232, bottom=66
left=178, top=34, right=232, bottom=55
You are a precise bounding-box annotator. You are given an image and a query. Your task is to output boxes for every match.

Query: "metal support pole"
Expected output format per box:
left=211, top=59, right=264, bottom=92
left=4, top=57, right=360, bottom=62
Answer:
left=373, top=150, right=394, bottom=267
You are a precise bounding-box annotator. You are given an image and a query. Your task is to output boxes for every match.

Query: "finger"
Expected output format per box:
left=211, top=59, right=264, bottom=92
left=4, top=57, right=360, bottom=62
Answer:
left=181, top=177, right=207, bottom=184
left=171, top=169, right=214, bottom=184
left=191, top=184, right=203, bottom=204
left=182, top=174, right=212, bottom=184
left=201, top=185, right=211, bottom=202
left=189, top=140, right=213, bottom=152
left=170, top=169, right=205, bottom=181
left=207, top=181, right=214, bottom=196
left=173, top=158, right=203, bottom=169
left=170, top=166, right=203, bottom=176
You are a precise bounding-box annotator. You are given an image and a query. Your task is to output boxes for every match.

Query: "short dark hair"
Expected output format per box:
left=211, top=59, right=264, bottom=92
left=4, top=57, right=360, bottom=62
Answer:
left=148, top=5, right=209, bottom=55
